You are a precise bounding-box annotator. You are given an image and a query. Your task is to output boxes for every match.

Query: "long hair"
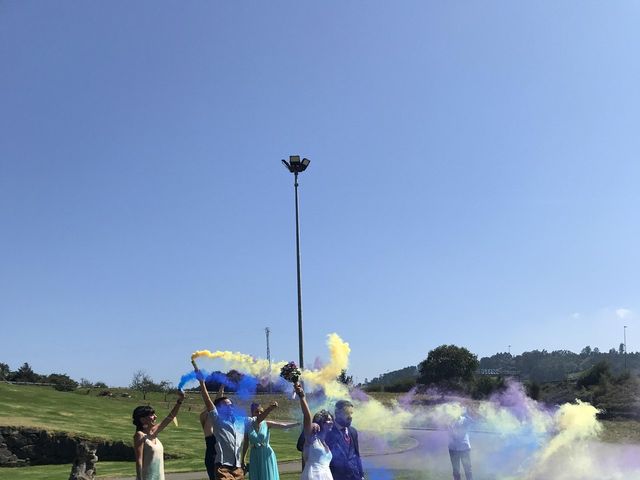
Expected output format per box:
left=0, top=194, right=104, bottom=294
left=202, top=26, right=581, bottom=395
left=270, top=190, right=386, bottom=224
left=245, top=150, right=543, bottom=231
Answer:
left=250, top=402, right=262, bottom=416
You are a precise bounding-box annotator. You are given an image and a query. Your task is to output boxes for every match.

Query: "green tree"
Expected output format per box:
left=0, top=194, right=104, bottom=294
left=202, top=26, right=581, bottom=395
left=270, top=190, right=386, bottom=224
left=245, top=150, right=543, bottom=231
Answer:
left=337, top=369, right=353, bottom=386
left=130, top=370, right=156, bottom=400
left=13, top=362, right=38, bottom=383
left=47, top=373, right=78, bottom=392
left=159, top=380, right=174, bottom=401
left=576, top=360, right=611, bottom=389
left=0, top=363, right=10, bottom=380
left=79, top=378, right=93, bottom=388
left=527, top=381, right=541, bottom=400
left=418, top=345, right=479, bottom=386
left=472, top=375, right=505, bottom=399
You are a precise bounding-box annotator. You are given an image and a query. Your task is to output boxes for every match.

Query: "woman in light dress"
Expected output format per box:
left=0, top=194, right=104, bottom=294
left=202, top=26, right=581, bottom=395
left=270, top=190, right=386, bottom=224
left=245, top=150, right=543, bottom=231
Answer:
left=132, top=390, right=185, bottom=480
left=241, top=402, right=299, bottom=480
left=295, top=383, right=334, bottom=480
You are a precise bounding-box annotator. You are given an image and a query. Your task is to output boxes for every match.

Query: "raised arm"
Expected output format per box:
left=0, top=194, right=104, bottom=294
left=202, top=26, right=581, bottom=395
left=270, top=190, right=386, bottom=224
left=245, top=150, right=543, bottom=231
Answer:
left=193, top=361, right=214, bottom=412
left=295, top=383, right=313, bottom=437
left=255, top=401, right=278, bottom=424
left=153, top=390, right=185, bottom=435
left=266, top=420, right=300, bottom=429
left=199, top=410, right=208, bottom=429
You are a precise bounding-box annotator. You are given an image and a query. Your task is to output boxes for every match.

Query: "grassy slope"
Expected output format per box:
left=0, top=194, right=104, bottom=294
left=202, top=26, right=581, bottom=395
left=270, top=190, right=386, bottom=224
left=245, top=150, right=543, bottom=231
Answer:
left=0, top=383, right=302, bottom=479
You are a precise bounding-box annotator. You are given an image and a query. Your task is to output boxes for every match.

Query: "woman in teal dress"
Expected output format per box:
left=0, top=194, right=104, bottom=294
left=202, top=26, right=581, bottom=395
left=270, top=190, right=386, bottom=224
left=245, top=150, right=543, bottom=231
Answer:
left=242, top=402, right=299, bottom=480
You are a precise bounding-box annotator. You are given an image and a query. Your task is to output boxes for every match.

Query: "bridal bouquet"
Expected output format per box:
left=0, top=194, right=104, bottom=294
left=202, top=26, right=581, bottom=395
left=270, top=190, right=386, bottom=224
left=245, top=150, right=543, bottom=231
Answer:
left=280, top=361, right=301, bottom=384
left=280, top=362, right=302, bottom=397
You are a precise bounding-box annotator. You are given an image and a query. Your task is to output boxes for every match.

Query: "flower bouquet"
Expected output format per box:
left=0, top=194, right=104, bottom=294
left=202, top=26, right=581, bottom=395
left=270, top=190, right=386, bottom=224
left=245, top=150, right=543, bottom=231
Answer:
left=280, top=361, right=302, bottom=398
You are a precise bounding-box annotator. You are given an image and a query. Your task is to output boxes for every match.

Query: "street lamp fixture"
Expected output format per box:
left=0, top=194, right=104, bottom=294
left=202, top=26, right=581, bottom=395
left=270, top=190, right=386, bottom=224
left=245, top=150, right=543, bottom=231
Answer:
left=282, top=155, right=311, bottom=370
left=282, top=156, right=311, bottom=173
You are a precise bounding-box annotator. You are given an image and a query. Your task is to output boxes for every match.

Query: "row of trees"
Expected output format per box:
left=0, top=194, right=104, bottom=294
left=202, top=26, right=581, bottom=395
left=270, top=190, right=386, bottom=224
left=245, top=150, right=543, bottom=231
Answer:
left=365, top=366, right=418, bottom=392
left=364, top=343, right=640, bottom=399
left=0, top=362, right=92, bottom=392
left=130, top=368, right=353, bottom=400
left=479, top=345, right=640, bottom=383
left=1, top=361, right=354, bottom=398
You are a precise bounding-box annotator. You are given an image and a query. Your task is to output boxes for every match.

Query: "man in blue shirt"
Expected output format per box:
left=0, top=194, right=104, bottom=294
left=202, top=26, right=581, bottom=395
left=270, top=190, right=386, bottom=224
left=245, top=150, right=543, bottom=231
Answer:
left=196, top=368, right=277, bottom=480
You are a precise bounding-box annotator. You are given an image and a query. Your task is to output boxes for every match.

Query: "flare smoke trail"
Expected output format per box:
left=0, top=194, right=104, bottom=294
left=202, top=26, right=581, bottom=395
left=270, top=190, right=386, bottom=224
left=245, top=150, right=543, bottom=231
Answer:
left=187, top=332, right=350, bottom=398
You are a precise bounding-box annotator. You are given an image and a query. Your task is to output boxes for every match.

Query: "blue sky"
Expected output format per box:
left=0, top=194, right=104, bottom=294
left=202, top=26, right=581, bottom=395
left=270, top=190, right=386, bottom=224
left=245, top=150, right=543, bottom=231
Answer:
left=1, top=1, right=639, bottom=387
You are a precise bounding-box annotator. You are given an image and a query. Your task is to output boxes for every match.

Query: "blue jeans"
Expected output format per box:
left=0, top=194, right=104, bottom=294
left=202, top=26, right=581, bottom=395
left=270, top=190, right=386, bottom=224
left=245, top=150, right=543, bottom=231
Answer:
left=449, top=449, right=472, bottom=480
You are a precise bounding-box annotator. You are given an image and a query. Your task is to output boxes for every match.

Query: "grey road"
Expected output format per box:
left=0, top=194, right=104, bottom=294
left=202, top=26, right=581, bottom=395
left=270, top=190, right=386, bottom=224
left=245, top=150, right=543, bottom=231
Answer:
left=104, top=430, right=420, bottom=480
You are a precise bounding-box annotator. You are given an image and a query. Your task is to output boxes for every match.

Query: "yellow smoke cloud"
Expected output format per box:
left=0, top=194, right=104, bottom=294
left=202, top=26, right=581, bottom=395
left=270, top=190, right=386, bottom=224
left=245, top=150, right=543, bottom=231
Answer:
left=191, top=332, right=351, bottom=398
left=191, top=349, right=287, bottom=378
left=477, top=400, right=551, bottom=437
left=353, top=397, right=413, bottom=433
left=537, top=400, right=601, bottom=463
left=299, top=333, right=351, bottom=398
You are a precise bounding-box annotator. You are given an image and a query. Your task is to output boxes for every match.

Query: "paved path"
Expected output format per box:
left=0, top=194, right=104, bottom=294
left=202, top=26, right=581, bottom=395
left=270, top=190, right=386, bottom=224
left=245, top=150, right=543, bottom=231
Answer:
left=103, top=430, right=640, bottom=479
left=103, top=460, right=302, bottom=480
left=105, top=433, right=420, bottom=480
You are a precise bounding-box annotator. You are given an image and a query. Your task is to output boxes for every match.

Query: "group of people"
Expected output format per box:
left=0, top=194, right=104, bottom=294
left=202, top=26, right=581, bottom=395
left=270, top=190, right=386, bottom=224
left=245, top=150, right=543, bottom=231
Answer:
left=131, top=366, right=365, bottom=480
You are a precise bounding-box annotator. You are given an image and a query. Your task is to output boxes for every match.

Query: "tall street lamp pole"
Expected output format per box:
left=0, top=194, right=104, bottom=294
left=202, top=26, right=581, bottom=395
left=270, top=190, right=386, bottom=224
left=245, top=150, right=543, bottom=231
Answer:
left=282, top=155, right=311, bottom=370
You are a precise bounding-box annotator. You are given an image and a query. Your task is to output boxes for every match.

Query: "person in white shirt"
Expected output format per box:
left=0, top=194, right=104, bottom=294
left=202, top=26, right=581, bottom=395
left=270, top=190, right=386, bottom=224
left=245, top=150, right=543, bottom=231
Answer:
left=448, top=408, right=474, bottom=480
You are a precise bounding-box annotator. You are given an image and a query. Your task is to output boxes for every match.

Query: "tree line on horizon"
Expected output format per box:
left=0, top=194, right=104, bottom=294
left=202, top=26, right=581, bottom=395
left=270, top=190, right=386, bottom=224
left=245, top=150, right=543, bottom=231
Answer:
left=0, top=362, right=91, bottom=391
left=364, top=343, right=640, bottom=394
left=5, top=343, right=638, bottom=400
left=0, top=362, right=354, bottom=400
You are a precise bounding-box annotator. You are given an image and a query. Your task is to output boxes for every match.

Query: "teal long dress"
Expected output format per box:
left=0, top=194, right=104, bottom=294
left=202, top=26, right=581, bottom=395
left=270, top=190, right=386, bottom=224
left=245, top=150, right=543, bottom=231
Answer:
left=248, top=421, right=280, bottom=480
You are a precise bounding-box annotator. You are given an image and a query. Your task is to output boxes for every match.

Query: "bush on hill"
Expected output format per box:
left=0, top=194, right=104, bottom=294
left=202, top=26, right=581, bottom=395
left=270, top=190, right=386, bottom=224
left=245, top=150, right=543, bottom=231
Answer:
left=47, top=373, right=78, bottom=392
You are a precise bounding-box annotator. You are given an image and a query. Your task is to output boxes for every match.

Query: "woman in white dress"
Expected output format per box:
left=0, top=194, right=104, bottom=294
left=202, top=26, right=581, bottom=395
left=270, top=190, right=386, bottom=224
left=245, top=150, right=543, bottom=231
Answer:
left=132, top=390, right=185, bottom=480
left=295, top=383, right=334, bottom=480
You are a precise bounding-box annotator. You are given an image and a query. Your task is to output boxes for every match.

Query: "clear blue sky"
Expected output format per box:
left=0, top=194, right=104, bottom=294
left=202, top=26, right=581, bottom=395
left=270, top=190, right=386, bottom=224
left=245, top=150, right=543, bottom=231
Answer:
left=2, top=1, right=639, bottom=387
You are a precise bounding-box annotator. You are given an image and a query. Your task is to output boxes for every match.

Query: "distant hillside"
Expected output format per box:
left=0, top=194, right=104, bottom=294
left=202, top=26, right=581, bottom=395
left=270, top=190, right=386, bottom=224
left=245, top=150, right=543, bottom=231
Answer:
left=363, top=345, right=640, bottom=393
left=480, top=347, right=640, bottom=383
left=364, top=366, right=418, bottom=392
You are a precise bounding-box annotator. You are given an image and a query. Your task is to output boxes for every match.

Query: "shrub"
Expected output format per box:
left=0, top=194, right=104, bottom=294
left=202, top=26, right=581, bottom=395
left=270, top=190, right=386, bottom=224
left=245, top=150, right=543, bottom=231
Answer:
left=48, top=373, right=78, bottom=392
left=472, top=376, right=505, bottom=399
left=576, top=361, right=611, bottom=389
left=526, top=381, right=541, bottom=400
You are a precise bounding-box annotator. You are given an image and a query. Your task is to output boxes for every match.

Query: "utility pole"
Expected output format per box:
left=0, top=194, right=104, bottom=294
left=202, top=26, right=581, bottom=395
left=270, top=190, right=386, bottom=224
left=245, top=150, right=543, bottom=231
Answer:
left=624, top=325, right=628, bottom=372
left=265, top=327, right=272, bottom=393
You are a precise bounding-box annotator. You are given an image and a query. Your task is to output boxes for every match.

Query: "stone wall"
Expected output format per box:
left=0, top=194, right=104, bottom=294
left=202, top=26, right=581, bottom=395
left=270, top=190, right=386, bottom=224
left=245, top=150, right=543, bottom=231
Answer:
left=0, top=427, right=134, bottom=467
